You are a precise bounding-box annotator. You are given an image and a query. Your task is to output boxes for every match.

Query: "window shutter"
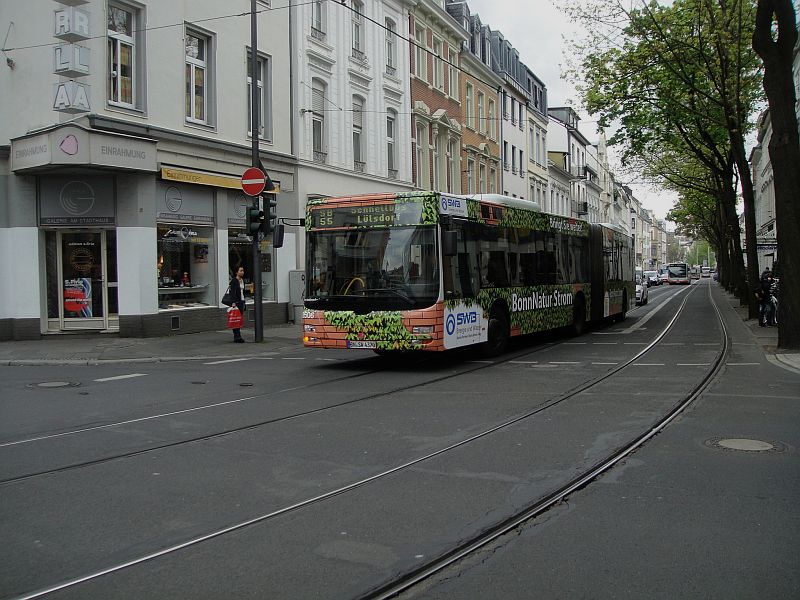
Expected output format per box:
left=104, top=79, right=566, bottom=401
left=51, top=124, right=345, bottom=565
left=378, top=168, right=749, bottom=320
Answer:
left=312, top=86, right=324, bottom=115
left=352, top=99, right=363, bottom=128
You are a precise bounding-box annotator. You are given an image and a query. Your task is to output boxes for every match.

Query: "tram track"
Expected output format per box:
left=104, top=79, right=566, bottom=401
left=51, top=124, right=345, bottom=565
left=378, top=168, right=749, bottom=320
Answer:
left=10, top=287, right=706, bottom=599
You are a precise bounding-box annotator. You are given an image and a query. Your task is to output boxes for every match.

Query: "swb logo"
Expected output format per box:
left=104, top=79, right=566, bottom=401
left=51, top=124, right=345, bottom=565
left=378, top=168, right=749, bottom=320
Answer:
left=446, top=311, right=478, bottom=335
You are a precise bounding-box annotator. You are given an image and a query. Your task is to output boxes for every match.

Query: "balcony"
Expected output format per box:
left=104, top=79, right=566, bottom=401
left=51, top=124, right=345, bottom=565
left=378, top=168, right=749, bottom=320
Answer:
left=385, top=64, right=396, bottom=76
left=310, top=27, right=326, bottom=42
left=351, top=48, right=368, bottom=65
left=313, top=150, right=327, bottom=164
left=574, top=201, right=589, bottom=215
left=388, top=169, right=398, bottom=180
left=354, top=160, right=365, bottom=173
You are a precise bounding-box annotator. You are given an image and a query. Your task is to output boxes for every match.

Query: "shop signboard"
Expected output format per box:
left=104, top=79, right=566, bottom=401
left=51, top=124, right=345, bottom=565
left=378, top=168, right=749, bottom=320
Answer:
left=156, top=181, right=214, bottom=224
left=40, top=176, right=115, bottom=226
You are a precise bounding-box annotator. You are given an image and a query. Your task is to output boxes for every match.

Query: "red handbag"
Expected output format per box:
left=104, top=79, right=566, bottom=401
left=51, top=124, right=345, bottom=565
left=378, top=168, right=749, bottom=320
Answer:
left=226, top=306, right=243, bottom=329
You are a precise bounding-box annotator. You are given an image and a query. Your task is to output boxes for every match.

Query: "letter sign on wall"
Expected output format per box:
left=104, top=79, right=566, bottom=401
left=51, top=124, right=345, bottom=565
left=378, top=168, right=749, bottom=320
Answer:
left=53, top=4, right=91, bottom=114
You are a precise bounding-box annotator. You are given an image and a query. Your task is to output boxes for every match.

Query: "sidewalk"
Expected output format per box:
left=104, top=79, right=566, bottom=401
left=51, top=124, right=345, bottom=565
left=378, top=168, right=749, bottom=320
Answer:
left=0, top=323, right=303, bottom=366
left=721, top=287, right=800, bottom=373
left=1, top=287, right=798, bottom=370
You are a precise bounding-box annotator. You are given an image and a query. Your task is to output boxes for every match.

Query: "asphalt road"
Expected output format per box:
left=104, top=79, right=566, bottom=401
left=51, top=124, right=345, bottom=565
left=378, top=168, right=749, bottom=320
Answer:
left=1, top=280, right=797, bottom=599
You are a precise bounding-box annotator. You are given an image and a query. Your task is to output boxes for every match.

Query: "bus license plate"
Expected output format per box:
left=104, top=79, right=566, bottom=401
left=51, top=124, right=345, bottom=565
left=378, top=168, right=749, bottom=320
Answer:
left=348, top=340, right=377, bottom=349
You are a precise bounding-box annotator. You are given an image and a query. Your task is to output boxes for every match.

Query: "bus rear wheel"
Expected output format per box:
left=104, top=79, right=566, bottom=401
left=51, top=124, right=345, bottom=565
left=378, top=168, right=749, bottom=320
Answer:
left=483, top=308, right=509, bottom=357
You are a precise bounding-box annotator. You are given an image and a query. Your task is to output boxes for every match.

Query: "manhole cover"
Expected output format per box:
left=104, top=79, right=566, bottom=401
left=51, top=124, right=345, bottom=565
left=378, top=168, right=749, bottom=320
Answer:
left=28, top=381, right=81, bottom=389
left=705, top=437, right=786, bottom=453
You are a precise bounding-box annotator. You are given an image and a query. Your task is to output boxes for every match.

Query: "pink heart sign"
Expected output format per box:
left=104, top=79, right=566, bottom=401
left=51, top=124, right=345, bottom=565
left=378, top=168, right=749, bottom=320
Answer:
left=59, top=134, right=79, bottom=156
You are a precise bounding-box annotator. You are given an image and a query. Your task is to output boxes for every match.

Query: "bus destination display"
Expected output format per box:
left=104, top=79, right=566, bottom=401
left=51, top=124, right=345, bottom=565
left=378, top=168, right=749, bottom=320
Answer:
left=310, top=202, right=423, bottom=229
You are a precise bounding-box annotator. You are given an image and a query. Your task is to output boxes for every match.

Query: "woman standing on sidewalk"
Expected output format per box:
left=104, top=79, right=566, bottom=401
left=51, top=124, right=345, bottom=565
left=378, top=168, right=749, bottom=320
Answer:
left=230, top=266, right=246, bottom=343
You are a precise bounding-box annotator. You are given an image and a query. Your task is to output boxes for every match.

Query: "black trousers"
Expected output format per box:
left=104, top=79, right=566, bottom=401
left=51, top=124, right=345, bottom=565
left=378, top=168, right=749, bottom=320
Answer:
left=232, top=301, right=245, bottom=339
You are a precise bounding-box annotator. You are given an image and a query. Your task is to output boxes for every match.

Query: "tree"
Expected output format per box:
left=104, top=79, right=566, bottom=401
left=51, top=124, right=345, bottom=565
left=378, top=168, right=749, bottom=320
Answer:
left=566, top=0, right=762, bottom=312
left=752, top=0, right=800, bottom=349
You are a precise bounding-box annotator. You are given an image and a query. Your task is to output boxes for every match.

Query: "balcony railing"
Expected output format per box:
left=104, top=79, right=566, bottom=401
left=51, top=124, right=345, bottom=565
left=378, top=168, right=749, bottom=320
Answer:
left=313, top=150, right=327, bottom=163
left=385, top=64, right=396, bottom=76
left=503, top=162, right=509, bottom=171
left=354, top=160, right=365, bottom=173
left=311, top=27, right=326, bottom=42
left=351, top=48, right=368, bottom=65
left=388, top=168, right=398, bottom=180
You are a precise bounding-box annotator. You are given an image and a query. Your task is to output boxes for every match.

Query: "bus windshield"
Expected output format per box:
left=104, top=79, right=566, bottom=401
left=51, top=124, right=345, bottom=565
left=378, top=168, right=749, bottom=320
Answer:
left=306, top=225, right=439, bottom=311
left=668, top=263, right=688, bottom=278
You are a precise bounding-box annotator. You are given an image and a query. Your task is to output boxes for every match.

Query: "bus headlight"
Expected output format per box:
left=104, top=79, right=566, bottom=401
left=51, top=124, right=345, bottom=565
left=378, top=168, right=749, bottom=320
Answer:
left=304, top=325, right=316, bottom=332
left=412, top=325, right=434, bottom=334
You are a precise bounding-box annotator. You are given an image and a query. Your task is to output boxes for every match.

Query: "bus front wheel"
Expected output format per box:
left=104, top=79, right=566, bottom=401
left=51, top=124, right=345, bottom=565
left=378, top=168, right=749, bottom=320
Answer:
left=483, top=308, right=509, bottom=357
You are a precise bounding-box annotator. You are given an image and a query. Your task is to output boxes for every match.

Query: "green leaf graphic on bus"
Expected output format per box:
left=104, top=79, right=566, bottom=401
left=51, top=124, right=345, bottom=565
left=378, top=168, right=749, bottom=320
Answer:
left=323, top=310, right=429, bottom=351
left=475, top=285, right=584, bottom=334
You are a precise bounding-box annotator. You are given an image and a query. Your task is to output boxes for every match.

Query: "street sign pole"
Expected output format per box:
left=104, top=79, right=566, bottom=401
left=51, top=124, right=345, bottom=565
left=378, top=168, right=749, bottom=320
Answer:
left=250, top=0, right=263, bottom=343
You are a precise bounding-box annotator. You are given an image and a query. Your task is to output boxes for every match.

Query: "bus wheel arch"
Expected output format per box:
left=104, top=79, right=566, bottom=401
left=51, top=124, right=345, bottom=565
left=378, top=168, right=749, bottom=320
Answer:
left=483, top=302, right=510, bottom=357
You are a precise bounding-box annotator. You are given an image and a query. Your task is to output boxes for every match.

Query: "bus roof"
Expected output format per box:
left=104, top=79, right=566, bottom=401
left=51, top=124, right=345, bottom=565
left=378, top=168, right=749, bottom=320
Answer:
left=452, top=193, right=541, bottom=213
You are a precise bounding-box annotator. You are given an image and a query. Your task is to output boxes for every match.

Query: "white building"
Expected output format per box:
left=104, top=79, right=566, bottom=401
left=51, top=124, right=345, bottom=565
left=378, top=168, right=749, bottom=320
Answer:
left=525, top=68, right=549, bottom=209
left=547, top=107, right=593, bottom=220
left=293, top=0, right=415, bottom=268
left=1, top=0, right=295, bottom=339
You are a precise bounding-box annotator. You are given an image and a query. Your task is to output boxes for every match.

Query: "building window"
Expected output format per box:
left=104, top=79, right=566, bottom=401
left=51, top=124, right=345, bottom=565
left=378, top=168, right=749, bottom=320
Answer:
left=432, top=135, right=442, bottom=190
left=479, top=163, right=486, bottom=192
left=185, top=31, right=210, bottom=124
left=519, top=149, right=524, bottom=177
left=311, top=0, right=326, bottom=40
left=511, top=144, right=517, bottom=174
left=432, top=37, right=443, bottom=90
left=352, top=96, right=364, bottom=171
left=385, top=19, right=396, bottom=75
left=489, top=167, right=497, bottom=193
left=477, top=91, right=485, bottom=134
left=312, top=78, right=326, bottom=162
left=415, top=25, right=426, bottom=80
left=502, top=91, right=509, bottom=119
left=488, top=99, right=496, bottom=139
left=518, top=102, right=524, bottom=129
left=246, top=50, right=272, bottom=141
left=465, top=83, right=474, bottom=128
left=534, top=128, right=541, bottom=165
left=415, top=122, right=428, bottom=187
left=510, top=98, right=516, bottom=125
left=467, top=158, right=475, bottom=193
left=503, top=141, right=509, bottom=170
left=387, top=110, right=397, bottom=178
left=107, top=3, right=136, bottom=107
left=448, top=49, right=458, bottom=100
left=351, top=1, right=364, bottom=58
left=447, top=139, right=456, bottom=193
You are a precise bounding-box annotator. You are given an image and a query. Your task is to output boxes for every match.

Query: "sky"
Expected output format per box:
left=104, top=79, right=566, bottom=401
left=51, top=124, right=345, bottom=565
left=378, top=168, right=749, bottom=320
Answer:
left=462, top=0, right=679, bottom=222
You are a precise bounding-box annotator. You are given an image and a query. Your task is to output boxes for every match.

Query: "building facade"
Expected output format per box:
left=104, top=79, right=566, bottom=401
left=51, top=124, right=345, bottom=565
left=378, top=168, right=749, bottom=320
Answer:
left=410, top=0, right=468, bottom=194
left=1, top=0, right=295, bottom=340
left=526, top=68, right=549, bottom=210
left=293, top=0, right=415, bottom=270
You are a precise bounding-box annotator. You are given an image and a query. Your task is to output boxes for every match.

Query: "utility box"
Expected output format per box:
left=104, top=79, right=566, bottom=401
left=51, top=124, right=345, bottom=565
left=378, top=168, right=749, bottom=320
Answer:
left=288, top=270, right=305, bottom=323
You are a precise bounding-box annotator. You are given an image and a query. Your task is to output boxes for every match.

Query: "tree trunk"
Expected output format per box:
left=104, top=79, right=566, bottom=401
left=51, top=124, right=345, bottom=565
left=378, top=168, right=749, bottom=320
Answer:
left=730, top=136, right=761, bottom=318
left=753, top=0, right=800, bottom=349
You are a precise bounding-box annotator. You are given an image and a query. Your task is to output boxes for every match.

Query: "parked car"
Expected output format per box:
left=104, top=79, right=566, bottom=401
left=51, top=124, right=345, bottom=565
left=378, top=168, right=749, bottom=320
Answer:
left=659, top=271, right=670, bottom=285
left=635, top=268, right=649, bottom=305
left=644, top=270, right=660, bottom=286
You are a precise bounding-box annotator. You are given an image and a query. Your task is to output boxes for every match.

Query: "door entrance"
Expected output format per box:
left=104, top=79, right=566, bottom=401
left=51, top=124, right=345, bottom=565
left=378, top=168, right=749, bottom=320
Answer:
left=46, top=230, right=118, bottom=331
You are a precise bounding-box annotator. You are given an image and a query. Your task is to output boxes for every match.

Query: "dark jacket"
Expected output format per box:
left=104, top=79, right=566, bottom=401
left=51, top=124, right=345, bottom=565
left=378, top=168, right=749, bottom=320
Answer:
left=229, top=277, right=245, bottom=309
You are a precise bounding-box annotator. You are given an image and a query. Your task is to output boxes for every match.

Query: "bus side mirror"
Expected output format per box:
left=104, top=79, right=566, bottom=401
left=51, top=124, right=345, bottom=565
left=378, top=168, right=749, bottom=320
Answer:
left=442, top=230, right=458, bottom=256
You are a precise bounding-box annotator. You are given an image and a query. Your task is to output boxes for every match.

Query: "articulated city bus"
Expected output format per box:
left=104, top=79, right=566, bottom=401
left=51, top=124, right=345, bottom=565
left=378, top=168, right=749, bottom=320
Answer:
left=666, top=262, right=691, bottom=285
left=302, top=191, right=634, bottom=355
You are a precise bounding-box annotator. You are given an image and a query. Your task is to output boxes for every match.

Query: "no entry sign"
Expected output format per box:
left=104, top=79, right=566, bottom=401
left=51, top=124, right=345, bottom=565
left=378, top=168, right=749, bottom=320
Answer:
left=241, top=167, right=266, bottom=196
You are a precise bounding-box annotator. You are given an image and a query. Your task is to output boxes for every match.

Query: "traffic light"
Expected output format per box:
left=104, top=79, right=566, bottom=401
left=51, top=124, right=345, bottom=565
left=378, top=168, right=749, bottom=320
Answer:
left=247, top=207, right=264, bottom=235
left=263, top=194, right=278, bottom=234
left=262, top=193, right=284, bottom=248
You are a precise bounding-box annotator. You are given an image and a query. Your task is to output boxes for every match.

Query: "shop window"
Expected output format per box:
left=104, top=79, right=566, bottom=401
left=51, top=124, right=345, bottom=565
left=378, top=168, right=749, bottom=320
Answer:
left=157, top=225, right=215, bottom=309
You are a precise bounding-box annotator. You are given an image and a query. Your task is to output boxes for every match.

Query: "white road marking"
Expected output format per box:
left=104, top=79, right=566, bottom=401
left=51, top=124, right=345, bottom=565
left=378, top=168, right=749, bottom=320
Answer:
left=677, top=363, right=710, bottom=366
left=693, top=343, right=717, bottom=346
left=617, top=287, right=689, bottom=334
left=563, top=342, right=587, bottom=345
left=594, top=342, right=618, bottom=345
left=510, top=360, right=539, bottom=364
left=281, top=357, right=305, bottom=360
left=726, top=362, right=760, bottom=366
left=93, top=373, right=147, bottom=382
left=203, top=358, right=251, bottom=365
left=592, top=362, right=618, bottom=365
left=550, top=361, right=579, bottom=365
left=633, top=363, right=665, bottom=366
